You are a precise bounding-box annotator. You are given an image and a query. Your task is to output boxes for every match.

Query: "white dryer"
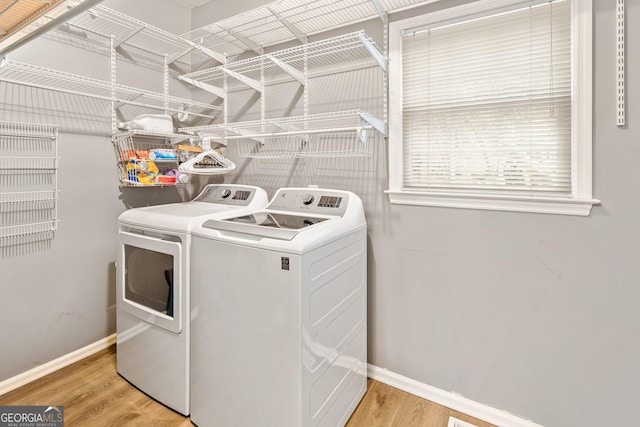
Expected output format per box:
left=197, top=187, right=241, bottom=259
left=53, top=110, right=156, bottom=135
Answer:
left=116, top=184, right=268, bottom=416
left=190, top=188, right=367, bottom=427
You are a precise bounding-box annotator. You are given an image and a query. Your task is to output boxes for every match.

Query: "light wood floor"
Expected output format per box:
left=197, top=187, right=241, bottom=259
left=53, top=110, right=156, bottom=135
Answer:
left=0, top=345, right=496, bottom=427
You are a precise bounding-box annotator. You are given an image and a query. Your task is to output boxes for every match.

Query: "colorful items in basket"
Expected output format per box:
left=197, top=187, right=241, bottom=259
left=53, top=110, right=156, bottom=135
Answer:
left=125, top=158, right=159, bottom=186
left=154, top=169, right=189, bottom=185
left=156, top=175, right=177, bottom=185
left=120, top=149, right=150, bottom=161
left=166, top=168, right=190, bottom=184
left=149, top=149, right=178, bottom=160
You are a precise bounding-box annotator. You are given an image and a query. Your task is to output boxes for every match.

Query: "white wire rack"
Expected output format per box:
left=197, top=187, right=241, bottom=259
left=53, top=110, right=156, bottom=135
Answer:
left=179, top=30, right=385, bottom=91
left=0, top=121, right=59, bottom=247
left=0, top=60, right=221, bottom=121
left=0, top=190, right=58, bottom=212
left=113, top=133, right=196, bottom=186
left=181, top=109, right=385, bottom=159
left=0, top=221, right=58, bottom=247
left=123, top=129, right=196, bottom=142
left=183, top=0, right=431, bottom=57
left=0, top=157, right=58, bottom=170
left=63, top=5, right=215, bottom=70
left=0, top=122, right=59, bottom=139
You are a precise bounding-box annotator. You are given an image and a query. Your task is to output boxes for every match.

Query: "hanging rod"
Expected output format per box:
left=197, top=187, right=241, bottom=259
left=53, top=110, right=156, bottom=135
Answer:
left=219, top=126, right=373, bottom=140
left=181, top=109, right=387, bottom=137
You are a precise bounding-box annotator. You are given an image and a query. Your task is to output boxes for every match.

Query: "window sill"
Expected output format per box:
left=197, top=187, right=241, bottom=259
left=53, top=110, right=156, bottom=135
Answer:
left=385, top=190, right=600, bottom=216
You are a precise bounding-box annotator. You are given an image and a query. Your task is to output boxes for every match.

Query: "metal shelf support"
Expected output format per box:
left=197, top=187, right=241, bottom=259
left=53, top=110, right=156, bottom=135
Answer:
left=617, top=0, right=625, bottom=127
left=265, top=54, right=305, bottom=85
left=222, top=68, right=264, bottom=93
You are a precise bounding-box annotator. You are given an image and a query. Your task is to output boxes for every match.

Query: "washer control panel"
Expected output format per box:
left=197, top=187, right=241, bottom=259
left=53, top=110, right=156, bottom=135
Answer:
left=268, top=188, right=350, bottom=216
left=193, top=185, right=257, bottom=206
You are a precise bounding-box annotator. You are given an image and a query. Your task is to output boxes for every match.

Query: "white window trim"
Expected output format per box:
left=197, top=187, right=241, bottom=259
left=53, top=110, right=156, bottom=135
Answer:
left=386, top=0, right=599, bottom=216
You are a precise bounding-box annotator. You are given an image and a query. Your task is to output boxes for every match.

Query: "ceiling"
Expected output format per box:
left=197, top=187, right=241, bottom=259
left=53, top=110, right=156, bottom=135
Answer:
left=0, top=0, right=102, bottom=55
left=170, top=0, right=210, bottom=7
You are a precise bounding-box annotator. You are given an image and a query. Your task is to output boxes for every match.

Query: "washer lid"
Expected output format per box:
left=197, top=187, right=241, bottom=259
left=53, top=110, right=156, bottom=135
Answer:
left=202, top=212, right=329, bottom=241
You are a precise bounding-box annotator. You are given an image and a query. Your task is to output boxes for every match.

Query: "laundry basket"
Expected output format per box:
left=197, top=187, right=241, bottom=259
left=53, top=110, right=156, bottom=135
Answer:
left=113, top=134, right=191, bottom=186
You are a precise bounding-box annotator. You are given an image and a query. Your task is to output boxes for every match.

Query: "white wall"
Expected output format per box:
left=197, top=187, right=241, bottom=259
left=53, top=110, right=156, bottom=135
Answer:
left=192, top=1, right=640, bottom=427
left=0, top=0, right=192, bottom=381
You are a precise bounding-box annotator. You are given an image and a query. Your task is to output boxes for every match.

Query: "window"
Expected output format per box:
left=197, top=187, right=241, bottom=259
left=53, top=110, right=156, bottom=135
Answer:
left=387, top=0, right=597, bottom=215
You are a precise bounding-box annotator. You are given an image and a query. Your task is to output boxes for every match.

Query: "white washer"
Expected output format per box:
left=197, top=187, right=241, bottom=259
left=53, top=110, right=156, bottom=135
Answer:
left=116, top=184, right=268, bottom=416
left=190, top=188, right=367, bottom=427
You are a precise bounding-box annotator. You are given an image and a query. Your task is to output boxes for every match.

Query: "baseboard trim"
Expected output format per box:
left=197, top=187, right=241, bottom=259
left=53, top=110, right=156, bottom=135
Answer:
left=0, top=338, right=542, bottom=427
left=367, top=364, right=544, bottom=427
left=0, top=334, right=116, bottom=396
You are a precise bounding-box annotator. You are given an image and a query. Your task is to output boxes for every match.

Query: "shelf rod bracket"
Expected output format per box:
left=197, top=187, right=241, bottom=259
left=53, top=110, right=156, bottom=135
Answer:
left=221, top=68, right=263, bottom=93
left=266, top=6, right=307, bottom=44
left=189, top=41, right=227, bottom=65
left=167, top=46, right=195, bottom=65
left=214, top=125, right=265, bottom=145
left=178, top=76, right=226, bottom=99
left=113, top=26, right=144, bottom=49
left=219, top=26, right=263, bottom=55
left=113, top=93, right=144, bottom=110
left=358, top=111, right=386, bottom=135
left=358, top=33, right=387, bottom=73
left=265, top=54, right=305, bottom=85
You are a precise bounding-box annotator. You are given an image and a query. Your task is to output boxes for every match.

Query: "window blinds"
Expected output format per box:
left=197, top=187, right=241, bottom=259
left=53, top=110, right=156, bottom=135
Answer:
left=401, top=0, right=572, bottom=195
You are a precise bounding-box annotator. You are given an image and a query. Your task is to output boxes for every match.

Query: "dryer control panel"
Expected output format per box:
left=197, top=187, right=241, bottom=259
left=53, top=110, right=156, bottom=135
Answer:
left=193, top=185, right=259, bottom=206
left=267, top=188, right=350, bottom=216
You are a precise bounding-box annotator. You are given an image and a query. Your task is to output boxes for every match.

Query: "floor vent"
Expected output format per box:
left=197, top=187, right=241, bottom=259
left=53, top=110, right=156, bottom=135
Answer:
left=448, top=416, right=478, bottom=427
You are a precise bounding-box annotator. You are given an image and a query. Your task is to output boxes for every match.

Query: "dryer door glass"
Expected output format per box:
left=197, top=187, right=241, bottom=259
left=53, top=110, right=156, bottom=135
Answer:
left=118, top=231, right=182, bottom=333
left=124, top=245, right=175, bottom=317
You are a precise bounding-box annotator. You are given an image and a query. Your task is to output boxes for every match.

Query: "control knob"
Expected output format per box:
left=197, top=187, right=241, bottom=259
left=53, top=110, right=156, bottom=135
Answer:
left=221, top=189, right=232, bottom=198
left=302, top=194, right=315, bottom=205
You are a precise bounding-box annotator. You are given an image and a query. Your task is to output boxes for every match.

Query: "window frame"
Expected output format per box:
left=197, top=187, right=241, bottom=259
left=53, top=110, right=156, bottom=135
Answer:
left=386, top=0, right=598, bottom=216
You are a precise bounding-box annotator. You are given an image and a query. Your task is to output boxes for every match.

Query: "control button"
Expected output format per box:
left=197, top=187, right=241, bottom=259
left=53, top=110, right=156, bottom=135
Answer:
left=302, top=194, right=315, bottom=205
left=221, top=189, right=232, bottom=198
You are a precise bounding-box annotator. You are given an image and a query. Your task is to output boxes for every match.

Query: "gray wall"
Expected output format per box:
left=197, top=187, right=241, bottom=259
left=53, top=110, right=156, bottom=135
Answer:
left=1, top=1, right=638, bottom=427
left=0, top=0, right=191, bottom=380
left=191, top=1, right=639, bottom=427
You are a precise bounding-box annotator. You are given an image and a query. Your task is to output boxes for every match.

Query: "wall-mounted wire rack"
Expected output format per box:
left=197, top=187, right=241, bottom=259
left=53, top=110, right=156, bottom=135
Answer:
left=0, top=59, right=220, bottom=122
left=181, top=109, right=385, bottom=159
left=178, top=28, right=388, bottom=158
left=182, top=0, right=431, bottom=57
left=0, top=121, right=59, bottom=247
left=179, top=30, right=386, bottom=93
left=2, top=0, right=429, bottom=169
left=175, top=0, right=411, bottom=159
left=57, top=5, right=220, bottom=72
